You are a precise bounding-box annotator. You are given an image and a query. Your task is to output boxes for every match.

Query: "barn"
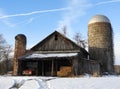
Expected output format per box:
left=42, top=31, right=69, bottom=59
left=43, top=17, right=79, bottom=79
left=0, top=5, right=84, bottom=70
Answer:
left=13, top=31, right=100, bottom=77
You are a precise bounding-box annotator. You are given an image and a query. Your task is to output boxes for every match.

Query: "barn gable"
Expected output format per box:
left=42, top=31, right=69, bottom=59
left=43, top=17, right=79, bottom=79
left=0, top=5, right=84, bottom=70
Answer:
left=31, top=31, right=87, bottom=53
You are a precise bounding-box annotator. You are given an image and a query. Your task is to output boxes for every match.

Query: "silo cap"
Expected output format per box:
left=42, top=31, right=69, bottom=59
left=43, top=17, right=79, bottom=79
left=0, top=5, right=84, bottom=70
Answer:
left=15, top=34, right=26, bottom=39
left=88, top=15, right=110, bottom=24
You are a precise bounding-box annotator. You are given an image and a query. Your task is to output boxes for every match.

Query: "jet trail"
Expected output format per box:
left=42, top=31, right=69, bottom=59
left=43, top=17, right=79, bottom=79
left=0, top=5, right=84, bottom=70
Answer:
left=0, top=7, right=69, bottom=19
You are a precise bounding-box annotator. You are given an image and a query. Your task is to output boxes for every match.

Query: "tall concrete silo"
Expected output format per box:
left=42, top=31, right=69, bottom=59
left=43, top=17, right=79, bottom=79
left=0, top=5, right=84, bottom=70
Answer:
left=13, top=34, right=26, bottom=75
left=88, top=15, right=114, bottom=74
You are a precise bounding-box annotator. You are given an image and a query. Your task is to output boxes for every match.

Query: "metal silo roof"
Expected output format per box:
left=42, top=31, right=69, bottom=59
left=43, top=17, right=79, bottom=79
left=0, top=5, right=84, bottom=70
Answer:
left=88, top=15, right=110, bottom=24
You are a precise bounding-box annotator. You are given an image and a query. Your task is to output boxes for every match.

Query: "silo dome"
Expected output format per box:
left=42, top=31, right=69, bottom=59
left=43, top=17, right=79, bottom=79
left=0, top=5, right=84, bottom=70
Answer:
left=88, top=15, right=110, bottom=24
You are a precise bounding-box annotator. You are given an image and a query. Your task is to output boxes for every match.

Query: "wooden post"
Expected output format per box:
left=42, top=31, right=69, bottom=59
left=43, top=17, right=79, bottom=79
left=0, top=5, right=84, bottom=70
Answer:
left=53, top=59, right=57, bottom=76
left=42, top=61, right=44, bottom=76
left=36, top=61, right=38, bottom=76
left=73, top=58, right=78, bottom=76
left=18, top=60, right=21, bottom=75
left=51, top=59, right=54, bottom=76
left=55, top=60, right=58, bottom=76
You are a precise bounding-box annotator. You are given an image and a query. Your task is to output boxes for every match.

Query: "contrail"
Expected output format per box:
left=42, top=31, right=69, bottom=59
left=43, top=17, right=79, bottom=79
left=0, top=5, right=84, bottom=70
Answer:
left=95, top=0, right=120, bottom=6
left=0, top=7, right=70, bottom=19
left=0, top=0, right=120, bottom=19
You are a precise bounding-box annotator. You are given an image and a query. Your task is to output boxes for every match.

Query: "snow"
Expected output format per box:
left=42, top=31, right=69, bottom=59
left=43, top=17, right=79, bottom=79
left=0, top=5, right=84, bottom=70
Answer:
left=22, top=53, right=78, bottom=59
left=0, top=76, right=120, bottom=89
left=0, top=77, right=14, bottom=89
left=19, top=80, right=40, bottom=89
left=48, top=77, right=120, bottom=89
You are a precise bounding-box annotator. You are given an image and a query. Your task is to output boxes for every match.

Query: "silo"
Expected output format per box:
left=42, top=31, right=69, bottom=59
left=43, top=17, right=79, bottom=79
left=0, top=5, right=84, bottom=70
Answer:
left=13, top=34, right=26, bottom=75
left=88, top=15, right=114, bottom=74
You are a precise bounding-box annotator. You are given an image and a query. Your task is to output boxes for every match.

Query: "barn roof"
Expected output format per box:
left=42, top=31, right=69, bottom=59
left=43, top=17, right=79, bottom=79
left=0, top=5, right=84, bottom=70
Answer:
left=30, top=31, right=88, bottom=55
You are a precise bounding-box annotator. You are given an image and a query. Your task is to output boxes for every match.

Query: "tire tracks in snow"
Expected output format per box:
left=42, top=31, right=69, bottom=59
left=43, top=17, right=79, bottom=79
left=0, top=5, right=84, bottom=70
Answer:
left=11, top=77, right=58, bottom=89
left=35, top=77, right=58, bottom=89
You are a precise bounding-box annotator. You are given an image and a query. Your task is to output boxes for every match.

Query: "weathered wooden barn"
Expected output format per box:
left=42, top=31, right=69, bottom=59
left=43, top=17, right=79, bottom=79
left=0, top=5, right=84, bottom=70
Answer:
left=13, top=31, right=100, bottom=77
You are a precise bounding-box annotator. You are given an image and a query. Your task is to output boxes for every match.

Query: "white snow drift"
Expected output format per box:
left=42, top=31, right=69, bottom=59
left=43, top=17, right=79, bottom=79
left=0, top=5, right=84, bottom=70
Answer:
left=0, top=76, right=120, bottom=89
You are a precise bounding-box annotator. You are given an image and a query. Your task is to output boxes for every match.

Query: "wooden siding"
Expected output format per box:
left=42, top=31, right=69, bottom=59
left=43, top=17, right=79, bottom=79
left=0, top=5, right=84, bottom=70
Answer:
left=31, top=31, right=87, bottom=54
left=35, top=34, right=78, bottom=51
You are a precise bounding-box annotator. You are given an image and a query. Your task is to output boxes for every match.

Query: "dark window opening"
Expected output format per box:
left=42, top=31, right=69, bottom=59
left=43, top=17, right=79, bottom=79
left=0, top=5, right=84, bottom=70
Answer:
left=55, top=34, right=58, bottom=40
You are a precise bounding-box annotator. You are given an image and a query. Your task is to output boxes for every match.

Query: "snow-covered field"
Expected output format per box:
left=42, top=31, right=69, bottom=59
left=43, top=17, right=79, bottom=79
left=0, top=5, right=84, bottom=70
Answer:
left=0, top=76, right=120, bottom=89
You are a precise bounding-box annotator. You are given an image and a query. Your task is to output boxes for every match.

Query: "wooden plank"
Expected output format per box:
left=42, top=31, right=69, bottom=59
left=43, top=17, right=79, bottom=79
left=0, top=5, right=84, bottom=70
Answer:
left=51, top=59, right=54, bottom=76
left=42, top=61, right=44, bottom=76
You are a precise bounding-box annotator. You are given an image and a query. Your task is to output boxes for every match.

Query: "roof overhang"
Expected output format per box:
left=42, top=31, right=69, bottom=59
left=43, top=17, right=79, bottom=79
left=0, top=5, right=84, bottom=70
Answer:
left=20, top=53, right=78, bottom=60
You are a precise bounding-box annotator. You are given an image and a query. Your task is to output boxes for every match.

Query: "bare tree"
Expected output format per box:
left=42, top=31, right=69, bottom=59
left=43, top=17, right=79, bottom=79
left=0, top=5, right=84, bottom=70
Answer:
left=0, top=34, right=6, bottom=44
left=0, top=34, right=6, bottom=60
left=62, top=26, right=67, bottom=36
left=0, top=34, right=13, bottom=74
left=4, top=45, right=12, bottom=72
left=73, top=32, right=87, bottom=48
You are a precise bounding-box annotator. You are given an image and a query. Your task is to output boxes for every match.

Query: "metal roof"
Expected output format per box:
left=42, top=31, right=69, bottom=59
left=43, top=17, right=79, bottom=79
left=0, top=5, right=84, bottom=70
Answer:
left=88, top=15, right=110, bottom=24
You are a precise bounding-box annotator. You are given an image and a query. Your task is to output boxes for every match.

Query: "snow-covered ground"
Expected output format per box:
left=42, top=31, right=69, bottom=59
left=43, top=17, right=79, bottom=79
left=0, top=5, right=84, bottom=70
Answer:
left=0, top=76, right=120, bottom=89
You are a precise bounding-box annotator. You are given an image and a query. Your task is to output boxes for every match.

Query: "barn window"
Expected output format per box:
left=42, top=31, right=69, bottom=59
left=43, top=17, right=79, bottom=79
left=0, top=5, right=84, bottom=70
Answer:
left=55, top=34, right=58, bottom=40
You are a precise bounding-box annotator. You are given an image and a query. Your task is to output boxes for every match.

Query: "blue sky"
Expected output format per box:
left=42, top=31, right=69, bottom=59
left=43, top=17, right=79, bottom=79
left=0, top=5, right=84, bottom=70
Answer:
left=0, top=0, right=120, bottom=64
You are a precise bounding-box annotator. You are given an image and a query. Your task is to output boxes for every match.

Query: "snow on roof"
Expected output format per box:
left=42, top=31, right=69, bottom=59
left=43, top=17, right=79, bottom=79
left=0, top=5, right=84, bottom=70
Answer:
left=21, top=53, right=78, bottom=60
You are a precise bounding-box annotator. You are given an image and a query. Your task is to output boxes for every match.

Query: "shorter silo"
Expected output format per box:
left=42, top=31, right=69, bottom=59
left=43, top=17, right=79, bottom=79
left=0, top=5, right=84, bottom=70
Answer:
left=13, top=34, right=26, bottom=75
